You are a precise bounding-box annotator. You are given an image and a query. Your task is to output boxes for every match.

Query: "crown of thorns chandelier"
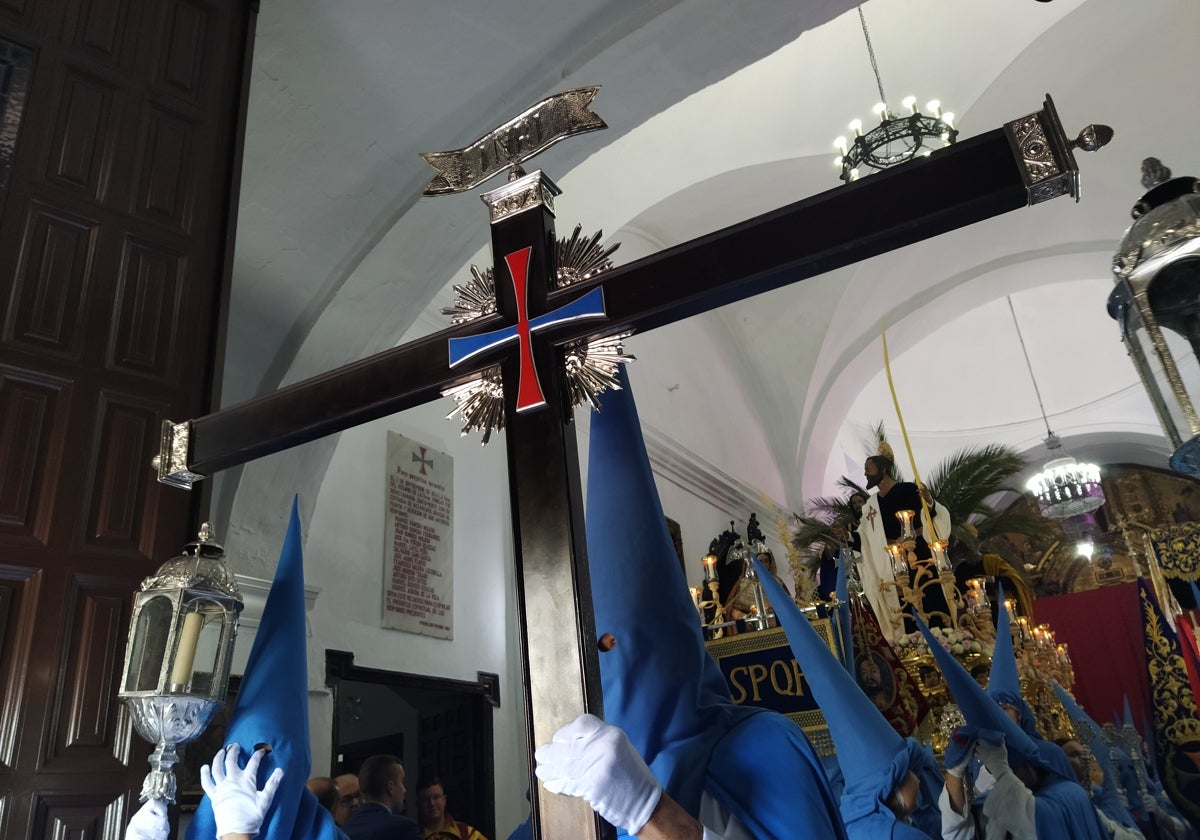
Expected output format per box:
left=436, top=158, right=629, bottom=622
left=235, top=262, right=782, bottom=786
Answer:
left=832, top=7, right=957, bottom=183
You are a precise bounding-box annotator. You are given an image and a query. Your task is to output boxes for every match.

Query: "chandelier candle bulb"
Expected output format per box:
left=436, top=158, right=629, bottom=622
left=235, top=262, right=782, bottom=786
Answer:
left=926, top=100, right=941, bottom=118
left=902, top=96, right=917, bottom=115
left=850, top=119, right=863, bottom=137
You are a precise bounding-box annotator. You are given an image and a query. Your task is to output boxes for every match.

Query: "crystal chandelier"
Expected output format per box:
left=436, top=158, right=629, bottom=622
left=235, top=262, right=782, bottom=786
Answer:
left=832, top=7, right=957, bottom=183
left=1008, top=297, right=1106, bottom=519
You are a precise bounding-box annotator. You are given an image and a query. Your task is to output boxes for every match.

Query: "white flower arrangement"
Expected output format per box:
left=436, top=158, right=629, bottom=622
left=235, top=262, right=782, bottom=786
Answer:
left=893, top=625, right=991, bottom=658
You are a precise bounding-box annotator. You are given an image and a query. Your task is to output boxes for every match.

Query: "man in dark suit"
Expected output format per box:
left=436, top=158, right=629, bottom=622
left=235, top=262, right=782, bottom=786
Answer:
left=342, top=755, right=421, bottom=840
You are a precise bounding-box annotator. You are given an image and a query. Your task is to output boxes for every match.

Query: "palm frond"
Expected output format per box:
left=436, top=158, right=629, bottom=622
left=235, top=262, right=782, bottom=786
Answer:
left=925, top=444, right=1028, bottom=526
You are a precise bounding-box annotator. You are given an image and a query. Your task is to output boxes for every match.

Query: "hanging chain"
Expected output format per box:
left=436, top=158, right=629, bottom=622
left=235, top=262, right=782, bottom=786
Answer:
left=1007, top=295, right=1056, bottom=439
left=857, top=6, right=888, bottom=106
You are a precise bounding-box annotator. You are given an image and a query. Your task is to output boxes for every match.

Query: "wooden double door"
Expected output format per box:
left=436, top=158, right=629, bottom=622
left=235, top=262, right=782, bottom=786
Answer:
left=0, top=0, right=253, bottom=836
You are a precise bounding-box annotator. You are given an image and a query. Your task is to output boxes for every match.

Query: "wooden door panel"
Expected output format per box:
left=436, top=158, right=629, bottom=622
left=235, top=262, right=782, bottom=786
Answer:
left=3, top=202, right=100, bottom=359
left=0, top=0, right=252, bottom=834
left=106, top=237, right=188, bottom=384
left=0, top=563, right=42, bottom=771
left=0, top=367, right=72, bottom=543
left=28, top=790, right=129, bottom=840
left=45, top=67, right=118, bottom=200
left=68, top=0, right=139, bottom=73
left=153, top=0, right=213, bottom=106
left=83, top=391, right=159, bottom=553
left=42, top=573, right=134, bottom=770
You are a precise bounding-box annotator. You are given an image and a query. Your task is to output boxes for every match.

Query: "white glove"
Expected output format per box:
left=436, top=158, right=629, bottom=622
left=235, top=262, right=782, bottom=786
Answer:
left=946, top=747, right=974, bottom=779
left=974, top=739, right=1012, bottom=779
left=981, top=772, right=1037, bottom=840
left=534, top=713, right=663, bottom=834
left=200, top=744, right=284, bottom=838
left=125, top=798, right=169, bottom=840
left=1141, top=793, right=1161, bottom=815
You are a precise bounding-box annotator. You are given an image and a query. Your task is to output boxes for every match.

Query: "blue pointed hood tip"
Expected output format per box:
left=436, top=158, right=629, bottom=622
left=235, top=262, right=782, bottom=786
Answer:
left=756, top=559, right=914, bottom=823
left=914, top=614, right=1043, bottom=772
left=986, top=583, right=1038, bottom=738
left=1052, top=681, right=1099, bottom=741
left=584, top=366, right=751, bottom=814
left=187, top=497, right=339, bottom=840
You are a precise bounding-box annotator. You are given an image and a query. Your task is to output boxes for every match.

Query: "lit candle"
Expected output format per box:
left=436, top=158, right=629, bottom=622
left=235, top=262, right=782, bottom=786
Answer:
left=929, top=540, right=951, bottom=572
left=690, top=586, right=701, bottom=608
left=702, top=554, right=717, bottom=582
left=895, top=510, right=916, bottom=541
left=1005, top=598, right=1016, bottom=617
left=887, top=543, right=908, bottom=576
left=170, top=611, right=203, bottom=690
left=1017, top=616, right=1030, bottom=641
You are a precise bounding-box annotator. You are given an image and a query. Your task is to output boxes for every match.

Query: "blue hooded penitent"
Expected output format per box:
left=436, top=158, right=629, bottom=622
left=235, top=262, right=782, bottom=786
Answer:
left=187, top=498, right=343, bottom=840
left=1052, top=682, right=1141, bottom=830
left=986, top=587, right=1074, bottom=782
left=915, top=616, right=1107, bottom=839
left=756, top=559, right=930, bottom=839
left=586, top=367, right=845, bottom=839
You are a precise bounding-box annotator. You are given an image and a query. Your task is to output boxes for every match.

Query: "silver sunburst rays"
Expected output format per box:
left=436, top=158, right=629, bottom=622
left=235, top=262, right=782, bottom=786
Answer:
left=441, top=225, right=632, bottom=442
left=563, top=332, right=634, bottom=411
left=554, top=224, right=621, bottom=288
left=442, top=264, right=497, bottom=325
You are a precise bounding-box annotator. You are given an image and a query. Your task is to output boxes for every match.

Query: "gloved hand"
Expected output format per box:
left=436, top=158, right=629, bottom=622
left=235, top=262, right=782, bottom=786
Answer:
left=944, top=726, right=977, bottom=778
left=534, top=713, right=662, bottom=834
left=982, top=771, right=1037, bottom=840
left=125, top=798, right=169, bottom=840
left=974, top=732, right=1012, bottom=779
left=1141, top=793, right=1161, bottom=815
left=200, top=744, right=284, bottom=839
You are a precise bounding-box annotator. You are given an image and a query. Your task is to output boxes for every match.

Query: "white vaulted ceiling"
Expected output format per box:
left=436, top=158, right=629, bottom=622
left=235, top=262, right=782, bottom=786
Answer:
left=219, top=0, right=1198, bottom=527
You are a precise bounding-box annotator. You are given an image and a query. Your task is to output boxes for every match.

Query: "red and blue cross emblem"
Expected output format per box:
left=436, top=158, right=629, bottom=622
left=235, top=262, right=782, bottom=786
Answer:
left=447, top=246, right=607, bottom=411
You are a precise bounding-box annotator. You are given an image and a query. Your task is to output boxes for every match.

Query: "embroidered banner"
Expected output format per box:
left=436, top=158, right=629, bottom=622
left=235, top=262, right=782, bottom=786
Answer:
left=706, top=624, right=834, bottom=756
left=383, top=432, right=454, bottom=639
left=1138, top=579, right=1200, bottom=822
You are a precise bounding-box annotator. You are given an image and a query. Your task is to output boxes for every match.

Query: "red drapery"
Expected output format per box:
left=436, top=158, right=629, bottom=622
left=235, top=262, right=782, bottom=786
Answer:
left=1034, top=582, right=1152, bottom=738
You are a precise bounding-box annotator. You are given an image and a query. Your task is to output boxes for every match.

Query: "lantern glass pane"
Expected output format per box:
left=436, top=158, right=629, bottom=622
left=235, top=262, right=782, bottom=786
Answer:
left=190, top=602, right=226, bottom=698
left=1133, top=325, right=1193, bottom=438
left=1163, top=324, right=1200, bottom=405
left=124, top=595, right=172, bottom=692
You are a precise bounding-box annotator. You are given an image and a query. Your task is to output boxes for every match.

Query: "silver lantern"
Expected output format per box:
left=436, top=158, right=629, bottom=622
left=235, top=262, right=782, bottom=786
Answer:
left=119, top=523, right=242, bottom=803
left=1109, top=159, right=1200, bottom=473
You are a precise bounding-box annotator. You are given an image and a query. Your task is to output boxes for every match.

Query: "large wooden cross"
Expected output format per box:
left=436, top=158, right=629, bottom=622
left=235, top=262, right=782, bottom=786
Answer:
left=154, top=90, right=1096, bottom=838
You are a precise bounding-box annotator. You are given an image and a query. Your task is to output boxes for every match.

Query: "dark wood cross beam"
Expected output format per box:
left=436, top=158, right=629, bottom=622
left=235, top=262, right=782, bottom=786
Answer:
left=155, top=94, right=1095, bottom=839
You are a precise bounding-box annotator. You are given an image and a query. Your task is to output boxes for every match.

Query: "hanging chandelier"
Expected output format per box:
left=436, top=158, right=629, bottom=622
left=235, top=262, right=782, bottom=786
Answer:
left=1007, top=297, right=1106, bottom=519
left=832, top=7, right=957, bottom=183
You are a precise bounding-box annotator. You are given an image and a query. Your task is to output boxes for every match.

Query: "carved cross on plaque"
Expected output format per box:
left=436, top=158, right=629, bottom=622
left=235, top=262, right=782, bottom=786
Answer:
left=153, top=90, right=1105, bottom=839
